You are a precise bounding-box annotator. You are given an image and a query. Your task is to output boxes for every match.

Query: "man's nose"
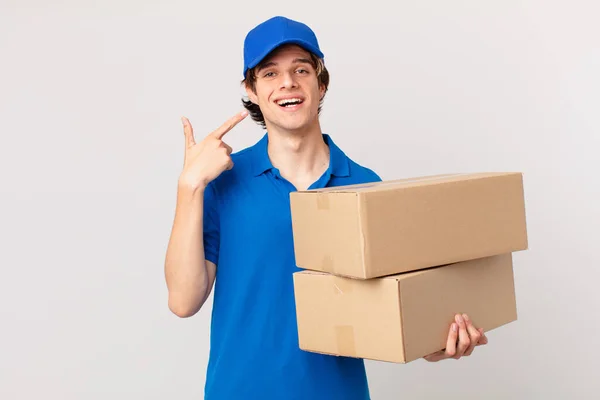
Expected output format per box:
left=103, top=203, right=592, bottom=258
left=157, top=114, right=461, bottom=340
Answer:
left=280, top=72, right=298, bottom=89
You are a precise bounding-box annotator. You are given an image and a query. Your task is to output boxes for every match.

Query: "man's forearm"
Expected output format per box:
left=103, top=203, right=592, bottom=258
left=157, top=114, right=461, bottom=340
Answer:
left=164, top=183, right=210, bottom=317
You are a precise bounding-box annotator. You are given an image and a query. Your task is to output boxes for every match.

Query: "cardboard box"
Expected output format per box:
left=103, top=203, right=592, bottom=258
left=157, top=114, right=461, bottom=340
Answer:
left=290, top=172, right=528, bottom=279
left=293, top=253, right=518, bottom=363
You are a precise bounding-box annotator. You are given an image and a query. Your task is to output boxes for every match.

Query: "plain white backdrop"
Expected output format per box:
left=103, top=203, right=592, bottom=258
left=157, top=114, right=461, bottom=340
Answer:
left=1, top=1, right=598, bottom=399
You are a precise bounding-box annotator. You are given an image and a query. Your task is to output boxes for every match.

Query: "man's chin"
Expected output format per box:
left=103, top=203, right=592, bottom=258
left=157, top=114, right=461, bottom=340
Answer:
left=269, top=117, right=310, bottom=132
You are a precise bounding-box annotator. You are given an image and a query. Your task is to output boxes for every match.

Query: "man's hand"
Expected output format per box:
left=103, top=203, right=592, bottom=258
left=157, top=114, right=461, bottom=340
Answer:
left=178, top=110, right=248, bottom=192
left=423, top=313, right=488, bottom=362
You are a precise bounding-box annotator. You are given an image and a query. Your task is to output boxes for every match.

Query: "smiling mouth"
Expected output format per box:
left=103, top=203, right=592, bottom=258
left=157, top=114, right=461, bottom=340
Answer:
left=276, top=98, right=304, bottom=108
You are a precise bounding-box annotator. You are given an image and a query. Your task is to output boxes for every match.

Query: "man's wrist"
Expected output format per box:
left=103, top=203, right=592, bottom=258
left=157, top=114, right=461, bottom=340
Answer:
left=177, top=177, right=206, bottom=197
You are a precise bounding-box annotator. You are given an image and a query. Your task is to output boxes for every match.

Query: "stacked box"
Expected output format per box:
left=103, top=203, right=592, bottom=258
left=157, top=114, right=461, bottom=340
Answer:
left=289, top=172, right=528, bottom=363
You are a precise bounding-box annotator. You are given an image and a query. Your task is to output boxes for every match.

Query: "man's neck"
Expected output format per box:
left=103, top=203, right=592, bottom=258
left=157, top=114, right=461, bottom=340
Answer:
left=265, top=122, right=330, bottom=191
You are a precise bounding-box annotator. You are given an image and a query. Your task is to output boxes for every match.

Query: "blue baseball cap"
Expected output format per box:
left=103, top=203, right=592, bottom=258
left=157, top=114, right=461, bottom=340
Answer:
left=242, top=16, right=324, bottom=78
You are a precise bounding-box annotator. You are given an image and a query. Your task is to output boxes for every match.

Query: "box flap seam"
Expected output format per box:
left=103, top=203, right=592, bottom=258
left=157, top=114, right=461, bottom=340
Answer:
left=398, top=279, right=406, bottom=362
left=357, top=193, right=367, bottom=279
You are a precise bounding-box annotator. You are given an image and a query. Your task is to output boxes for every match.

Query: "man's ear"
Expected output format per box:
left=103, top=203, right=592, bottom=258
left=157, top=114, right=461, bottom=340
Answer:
left=319, top=83, right=326, bottom=101
left=245, top=84, right=258, bottom=104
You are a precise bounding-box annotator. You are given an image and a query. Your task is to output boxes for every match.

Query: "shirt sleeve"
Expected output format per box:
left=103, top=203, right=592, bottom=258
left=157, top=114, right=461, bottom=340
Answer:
left=203, top=181, right=220, bottom=266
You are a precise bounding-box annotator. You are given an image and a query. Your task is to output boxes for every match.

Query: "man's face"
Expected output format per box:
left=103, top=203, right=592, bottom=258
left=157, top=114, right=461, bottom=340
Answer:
left=246, top=45, right=325, bottom=133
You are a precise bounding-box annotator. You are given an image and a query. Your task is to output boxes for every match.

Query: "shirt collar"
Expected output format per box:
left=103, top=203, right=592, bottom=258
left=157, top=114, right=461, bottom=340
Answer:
left=251, top=132, right=350, bottom=177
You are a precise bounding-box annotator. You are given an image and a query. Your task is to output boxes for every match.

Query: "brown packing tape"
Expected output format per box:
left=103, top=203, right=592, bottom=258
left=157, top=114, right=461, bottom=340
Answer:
left=321, top=254, right=334, bottom=273
left=335, top=325, right=356, bottom=357
left=316, top=193, right=329, bottom=210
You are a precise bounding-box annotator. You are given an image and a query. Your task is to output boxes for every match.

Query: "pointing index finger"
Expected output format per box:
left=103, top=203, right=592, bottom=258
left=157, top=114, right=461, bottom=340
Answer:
left=211, top=110, right=248, bottom=140
left=182, top=116, right=195, bottom=148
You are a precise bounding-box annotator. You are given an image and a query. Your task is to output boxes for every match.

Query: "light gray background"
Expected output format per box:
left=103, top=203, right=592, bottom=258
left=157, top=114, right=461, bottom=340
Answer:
left=1, top=1, right=598, bottom=399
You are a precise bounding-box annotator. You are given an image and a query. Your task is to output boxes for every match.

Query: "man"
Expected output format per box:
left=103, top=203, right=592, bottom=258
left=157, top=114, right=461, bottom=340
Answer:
left=164, top=16, right=487, bottom=400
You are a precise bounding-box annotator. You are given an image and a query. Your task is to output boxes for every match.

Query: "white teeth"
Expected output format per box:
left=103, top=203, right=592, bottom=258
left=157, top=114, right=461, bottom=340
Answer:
left=277, top=98, right=302, bottom=106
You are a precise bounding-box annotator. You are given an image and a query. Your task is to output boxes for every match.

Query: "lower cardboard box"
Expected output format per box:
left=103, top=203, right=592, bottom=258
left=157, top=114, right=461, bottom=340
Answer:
left=292, top=253, right=518, bottom=363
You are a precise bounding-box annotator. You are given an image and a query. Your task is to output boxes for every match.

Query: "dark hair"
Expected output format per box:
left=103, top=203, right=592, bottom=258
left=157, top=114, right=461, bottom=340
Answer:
left=240, top=48, right=330, bottom=128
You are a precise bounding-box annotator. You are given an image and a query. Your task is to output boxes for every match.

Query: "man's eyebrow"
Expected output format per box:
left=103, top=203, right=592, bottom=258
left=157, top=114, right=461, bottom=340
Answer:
left=292, top=58, right=312, bottom=64
left=256, top=61, right=276, bottom=72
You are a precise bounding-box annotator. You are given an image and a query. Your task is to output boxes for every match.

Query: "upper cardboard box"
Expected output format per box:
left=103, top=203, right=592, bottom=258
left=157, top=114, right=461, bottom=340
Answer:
left=290, top=172, right=528, bottom=279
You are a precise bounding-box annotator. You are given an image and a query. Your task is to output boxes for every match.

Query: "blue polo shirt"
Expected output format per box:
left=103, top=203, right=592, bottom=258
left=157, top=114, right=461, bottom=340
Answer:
left=202, top=132, right=381, bottom=400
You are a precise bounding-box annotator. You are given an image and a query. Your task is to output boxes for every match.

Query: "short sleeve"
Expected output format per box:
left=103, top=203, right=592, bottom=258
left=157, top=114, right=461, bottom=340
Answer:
left=203, top=181, right=220, bottom=265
